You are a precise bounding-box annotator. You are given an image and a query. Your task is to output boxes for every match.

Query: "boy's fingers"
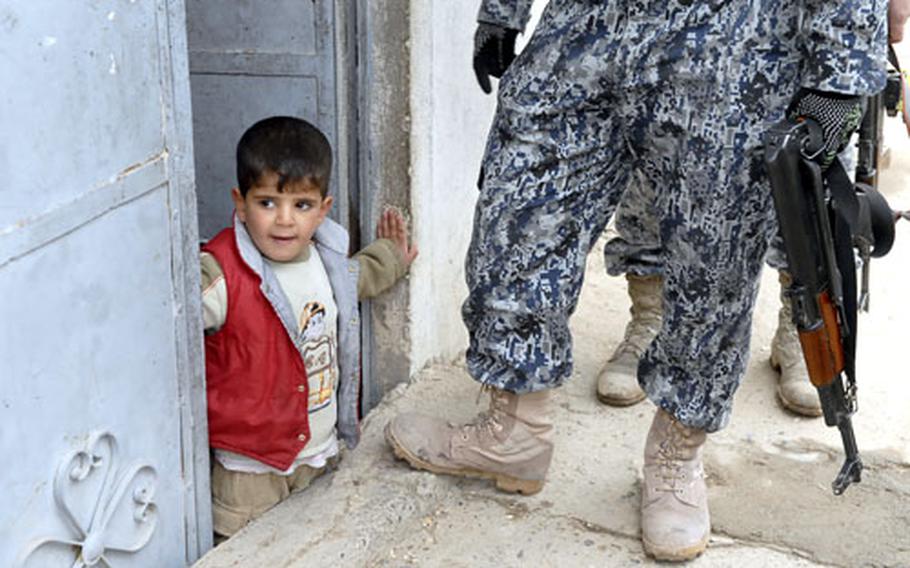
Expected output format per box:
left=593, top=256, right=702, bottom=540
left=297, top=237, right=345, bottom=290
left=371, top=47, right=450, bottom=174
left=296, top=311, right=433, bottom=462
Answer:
left=377, top=209, right=416, bottom=262
left=389, top=211, right=406, bottom=240
left=378, top=210, right=392, bottom=238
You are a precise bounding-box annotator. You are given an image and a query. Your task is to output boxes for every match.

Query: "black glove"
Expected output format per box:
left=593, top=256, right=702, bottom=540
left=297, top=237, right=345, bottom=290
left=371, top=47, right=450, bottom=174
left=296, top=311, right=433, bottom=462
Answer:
left=473, top=23, right=519, bottom=94
left=787, top=88, right=865, bottom=169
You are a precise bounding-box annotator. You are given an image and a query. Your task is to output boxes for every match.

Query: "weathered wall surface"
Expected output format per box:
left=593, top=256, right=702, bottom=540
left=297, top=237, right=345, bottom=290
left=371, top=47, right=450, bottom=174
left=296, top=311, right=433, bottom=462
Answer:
left=359, top=0, right=414, bottom=410
left=407, top=2, right=498, bottom=375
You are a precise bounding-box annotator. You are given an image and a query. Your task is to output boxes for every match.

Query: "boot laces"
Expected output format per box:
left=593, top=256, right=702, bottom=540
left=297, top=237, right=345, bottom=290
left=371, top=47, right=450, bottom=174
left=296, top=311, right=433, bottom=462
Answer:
left=458, top=386, right=507, bottom=442
left=458, top=411, right=504, bottom=442
left=654, top=423, right=691, bottom=494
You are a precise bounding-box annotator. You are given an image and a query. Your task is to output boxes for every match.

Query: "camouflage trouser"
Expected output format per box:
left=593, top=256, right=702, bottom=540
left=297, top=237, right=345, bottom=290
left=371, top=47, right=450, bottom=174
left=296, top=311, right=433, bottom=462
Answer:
left=603, top=143, right=860, bottom=276
left=602, top=172, right=664, bottom=278
left=604, top=176, right=790, bottom=275
left=462, top=0, right=804, bottom=432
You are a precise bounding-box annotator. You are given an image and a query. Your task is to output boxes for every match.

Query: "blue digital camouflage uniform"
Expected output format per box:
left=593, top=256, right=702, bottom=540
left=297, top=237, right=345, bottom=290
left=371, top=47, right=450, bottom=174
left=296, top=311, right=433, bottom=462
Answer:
left=464, top=0, right=888, bottom=432
left=603, top=176, right=788, bottom=276
left=603, top=175, right=663, bottom=278
left=603, top=143, right=858, bottom=277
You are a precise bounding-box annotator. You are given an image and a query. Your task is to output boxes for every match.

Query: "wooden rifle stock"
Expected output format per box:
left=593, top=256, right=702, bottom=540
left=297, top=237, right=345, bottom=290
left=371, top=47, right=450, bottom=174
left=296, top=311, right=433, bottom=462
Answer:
left=798, top=291, right=846, bottom=388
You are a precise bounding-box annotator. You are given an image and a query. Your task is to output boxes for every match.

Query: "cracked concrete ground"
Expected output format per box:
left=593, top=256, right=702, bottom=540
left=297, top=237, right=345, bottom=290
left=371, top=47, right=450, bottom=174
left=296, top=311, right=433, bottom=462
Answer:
left=196, top=115, right=910, bottom=567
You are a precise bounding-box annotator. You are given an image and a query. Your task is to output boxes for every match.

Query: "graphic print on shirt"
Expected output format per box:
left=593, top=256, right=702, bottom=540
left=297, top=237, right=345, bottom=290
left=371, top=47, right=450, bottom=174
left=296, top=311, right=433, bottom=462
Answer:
left=300, top=301, right=337, bottom=413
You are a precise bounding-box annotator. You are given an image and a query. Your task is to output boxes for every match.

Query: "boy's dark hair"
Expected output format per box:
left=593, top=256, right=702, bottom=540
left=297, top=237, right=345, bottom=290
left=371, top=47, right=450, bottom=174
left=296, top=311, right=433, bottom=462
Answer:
left=236, top=116, right=332, bottom=197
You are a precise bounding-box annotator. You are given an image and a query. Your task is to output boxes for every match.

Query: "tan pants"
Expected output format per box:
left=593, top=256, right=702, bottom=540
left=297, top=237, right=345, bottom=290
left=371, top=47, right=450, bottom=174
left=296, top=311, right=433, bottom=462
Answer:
left=211, top=459, right=330, bottom=538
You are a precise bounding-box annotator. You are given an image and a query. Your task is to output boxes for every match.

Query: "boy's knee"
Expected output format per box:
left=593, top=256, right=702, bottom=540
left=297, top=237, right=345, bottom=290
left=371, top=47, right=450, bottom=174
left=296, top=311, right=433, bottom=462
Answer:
left=288, top=453, right=341, bottom=494
left=211, top=461, right=288, bottom=537
left=288, top=463, right=325, bottom=494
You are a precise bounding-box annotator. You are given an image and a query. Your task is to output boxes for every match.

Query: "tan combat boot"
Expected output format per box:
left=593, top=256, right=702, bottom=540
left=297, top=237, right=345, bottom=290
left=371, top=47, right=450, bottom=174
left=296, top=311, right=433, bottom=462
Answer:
left=596, top=274, right=662, bottom=406
left=384, top=387, right=553, bottom=495
left=770, top=271, right=823, bottom=417
left=641, top=409, right=710, bottom=561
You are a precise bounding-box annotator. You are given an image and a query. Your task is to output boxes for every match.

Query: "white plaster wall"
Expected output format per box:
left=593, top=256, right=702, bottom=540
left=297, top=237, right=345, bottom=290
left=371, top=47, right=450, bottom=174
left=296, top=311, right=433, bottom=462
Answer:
left=407, top=1, right=545, bottom=374
left=408, top=2, right=491, bottom=373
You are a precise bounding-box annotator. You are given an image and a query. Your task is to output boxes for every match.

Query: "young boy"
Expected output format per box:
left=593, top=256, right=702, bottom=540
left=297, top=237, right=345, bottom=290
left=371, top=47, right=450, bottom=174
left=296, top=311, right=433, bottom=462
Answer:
left=200, top=116, right=417, bottom=539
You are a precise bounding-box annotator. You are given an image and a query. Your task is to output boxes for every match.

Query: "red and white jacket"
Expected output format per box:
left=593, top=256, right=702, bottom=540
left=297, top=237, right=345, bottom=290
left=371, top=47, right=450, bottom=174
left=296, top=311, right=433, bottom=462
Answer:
left=202, top=218, right=365, bottom=471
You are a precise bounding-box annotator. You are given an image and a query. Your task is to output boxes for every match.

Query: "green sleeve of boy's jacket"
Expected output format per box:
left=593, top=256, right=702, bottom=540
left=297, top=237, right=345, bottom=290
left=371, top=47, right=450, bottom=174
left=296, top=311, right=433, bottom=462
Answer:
left=354, top=238, right=407, bottom=300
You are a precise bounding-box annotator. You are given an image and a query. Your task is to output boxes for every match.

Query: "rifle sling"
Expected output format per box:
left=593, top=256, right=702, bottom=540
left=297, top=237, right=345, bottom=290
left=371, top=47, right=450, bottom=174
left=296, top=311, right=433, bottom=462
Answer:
left=823, top=159, right=859, bottom=383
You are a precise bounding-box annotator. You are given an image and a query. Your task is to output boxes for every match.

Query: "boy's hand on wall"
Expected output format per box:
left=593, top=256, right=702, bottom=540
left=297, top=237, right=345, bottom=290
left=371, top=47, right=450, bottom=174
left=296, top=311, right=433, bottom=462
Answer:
left=377, top=208, right=419, bottom=267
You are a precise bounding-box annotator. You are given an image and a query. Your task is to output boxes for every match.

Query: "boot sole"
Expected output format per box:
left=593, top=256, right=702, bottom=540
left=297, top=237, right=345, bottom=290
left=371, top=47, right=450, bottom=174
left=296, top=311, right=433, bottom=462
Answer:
left=642, top=533, right=709, bottom=562
left=596, top=389, right=647, bottom=407
left=384, top=423, right=545, bottom=495
left=769, top=357, right=824, bottom=418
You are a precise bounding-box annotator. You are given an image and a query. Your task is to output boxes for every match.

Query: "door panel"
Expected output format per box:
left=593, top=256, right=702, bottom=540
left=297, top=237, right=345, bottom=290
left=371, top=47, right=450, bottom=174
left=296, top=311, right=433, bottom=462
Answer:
left=187, top=0, right=345, bottom=240
left=186, top=0, right=317, bottom=53
left=0, top=1, right=166, bottom=229
left=190, top=74, right=319, bottom=238
left=2, top=190, right=185, bottom=566
left=0, top=1, right=208, bottom=565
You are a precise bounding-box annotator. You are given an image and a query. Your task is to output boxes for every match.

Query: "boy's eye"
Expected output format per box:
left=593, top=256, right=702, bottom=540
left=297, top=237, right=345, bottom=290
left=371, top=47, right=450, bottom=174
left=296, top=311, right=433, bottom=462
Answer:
left=257, top=198, right=274, bottom=208
left=296, top=201, right=313, bottom=210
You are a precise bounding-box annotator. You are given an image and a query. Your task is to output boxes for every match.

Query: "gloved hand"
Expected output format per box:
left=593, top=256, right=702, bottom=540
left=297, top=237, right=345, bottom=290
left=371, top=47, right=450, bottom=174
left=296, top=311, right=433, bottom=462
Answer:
left=787, top=88, right=865, bottom=169
left=473, top=22, right=519, bottom=94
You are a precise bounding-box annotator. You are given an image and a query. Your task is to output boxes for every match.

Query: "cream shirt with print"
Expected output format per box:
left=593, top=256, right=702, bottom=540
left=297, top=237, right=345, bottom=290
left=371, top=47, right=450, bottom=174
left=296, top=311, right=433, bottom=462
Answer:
left=203, top=244, right=340, bottom=475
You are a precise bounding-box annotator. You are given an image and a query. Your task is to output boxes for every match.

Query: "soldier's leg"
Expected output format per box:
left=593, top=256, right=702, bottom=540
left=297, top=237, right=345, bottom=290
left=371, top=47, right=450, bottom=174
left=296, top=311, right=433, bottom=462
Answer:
left=598, top=174, right=663, bottom=405
left=766, top=239, right=824, bottom=416
left=603, top=171, right=663, bottom=279
left=631, top=14, right=802, bottom=553
left=599, top=179, right=822, bottom=416
left=641, top=150, right=775, bottom=432
left=636, top=136, right=775, bottom=562
left=386, top=1, right=633, bottom=494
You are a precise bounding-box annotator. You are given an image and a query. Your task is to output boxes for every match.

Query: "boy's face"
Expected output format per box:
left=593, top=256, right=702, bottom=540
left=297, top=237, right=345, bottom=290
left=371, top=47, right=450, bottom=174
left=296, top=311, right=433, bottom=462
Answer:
left=231, top=172, right=333, bottom=262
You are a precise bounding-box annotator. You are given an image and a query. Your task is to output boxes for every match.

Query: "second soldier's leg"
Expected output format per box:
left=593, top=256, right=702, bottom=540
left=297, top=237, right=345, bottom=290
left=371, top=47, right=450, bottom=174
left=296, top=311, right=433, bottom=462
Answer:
left=598, top=172, right=664, bottom=406
left=765, top=241, right=823, bottom=417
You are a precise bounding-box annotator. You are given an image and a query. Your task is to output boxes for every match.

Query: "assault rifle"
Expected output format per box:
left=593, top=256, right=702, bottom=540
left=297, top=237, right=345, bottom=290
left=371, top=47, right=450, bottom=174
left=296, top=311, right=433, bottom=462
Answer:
left=764, top=99, right=898, bottom=495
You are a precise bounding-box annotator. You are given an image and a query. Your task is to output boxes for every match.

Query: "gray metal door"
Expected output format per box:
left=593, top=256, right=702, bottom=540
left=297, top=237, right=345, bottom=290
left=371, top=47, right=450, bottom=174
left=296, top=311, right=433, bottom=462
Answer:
left=0, top=1, right=210, bottom=566
left=186, top=0, right=354, bottom=240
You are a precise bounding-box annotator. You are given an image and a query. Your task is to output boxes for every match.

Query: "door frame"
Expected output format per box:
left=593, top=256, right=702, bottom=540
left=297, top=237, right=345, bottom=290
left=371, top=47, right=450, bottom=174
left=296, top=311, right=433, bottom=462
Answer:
left=162, top=0, right=212, bottom=561
left=352, top=0, right=414, bottom=416
left=178, top=3, right=416, bottom=555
